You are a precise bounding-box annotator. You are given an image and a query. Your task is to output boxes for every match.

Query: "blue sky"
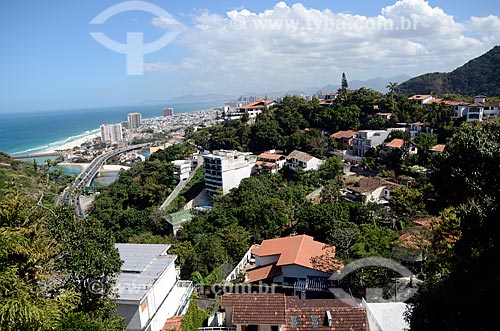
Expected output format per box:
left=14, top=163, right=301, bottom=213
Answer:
left=0, top=0, right=499, bottom=112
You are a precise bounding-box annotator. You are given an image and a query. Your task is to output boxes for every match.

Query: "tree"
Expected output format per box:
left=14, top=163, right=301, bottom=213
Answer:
left=386, top=82, right=399, bottom=113
left=390, top=186, right=425, bottom=218
left=341, top=72, right=348, bottom=95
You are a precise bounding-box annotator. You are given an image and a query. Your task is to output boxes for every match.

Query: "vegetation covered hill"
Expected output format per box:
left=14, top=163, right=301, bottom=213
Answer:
left=399, top=46, right=500, bottom=96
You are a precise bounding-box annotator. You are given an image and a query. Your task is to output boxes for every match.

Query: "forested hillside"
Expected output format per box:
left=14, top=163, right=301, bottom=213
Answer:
left=399, top=46, right=500, bottom=96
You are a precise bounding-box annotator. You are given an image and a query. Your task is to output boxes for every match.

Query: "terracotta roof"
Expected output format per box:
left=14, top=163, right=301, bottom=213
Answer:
left=256, top=160, right=277, bottom=168
left=474, top=95, right=487, bottom=98
left=412, top=218, right=433, bottom=228
left=384, top=138, right=404, bottom=149
left=444, top=101, right=470, bottom=106
left=397, top=231, right=431, bottom=251
left=221, top=293, right=287, bottom=325
left=425, top=98, right=443, bottom=104
left=284, top=297, right=368, bottom=331
left=162, top=316, right=184, bottom=331
left=286, top=150, right=315, bottom=163
left=240, top=98, right=275, bottom=109
left=251, top=235, right=338, bottom=272
left=346, top=177, right=401, bottom=194
left=430, top=144, right=445, bottom=153
left=483, top=102, right=500, bottom=107
left=411, top=122, right=427, bottom=126
left=409, top=95, right=432, bottom=100
left=221, top=294, right=368, bottom=331
left=246, top=264, right=282, bottom=283
left=258, top=152, right=285, bottom=161
left=330, top=130, right=358, bottom=139
left=469, top=103, right=485, bottom=107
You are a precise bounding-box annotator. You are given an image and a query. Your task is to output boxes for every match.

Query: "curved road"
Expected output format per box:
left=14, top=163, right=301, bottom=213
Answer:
left=58, top=144, right=149, bottom=217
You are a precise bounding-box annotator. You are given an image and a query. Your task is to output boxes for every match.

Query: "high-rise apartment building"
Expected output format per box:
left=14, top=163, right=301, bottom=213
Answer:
left=127, top=112, right=142, bottom=130
left=100, top=123, right=123, bottom=144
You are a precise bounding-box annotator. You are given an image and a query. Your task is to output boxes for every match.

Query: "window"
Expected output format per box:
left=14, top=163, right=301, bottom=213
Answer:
left=290, top=315, right=298, bottom=328
left=311, top=315, right=320, bottom=328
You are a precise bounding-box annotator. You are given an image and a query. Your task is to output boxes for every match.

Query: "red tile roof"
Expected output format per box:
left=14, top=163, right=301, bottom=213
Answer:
left=221, top=294, right=368, bottom=331
left=162, top=316, right=184, bottom=331
left=430, top=144, right=445, bottom=153
left=221, top=293, right=287, bottom=325
left=384, top=138, right=404, bottom=149
left=258, top=152, right=285, bottom=161
left=330, top=130, right=358, bottom=139
left=239, top=98, right=275, bottom=109
left=246, top=264, right=282, bottom=283
left=346, top=177, right=401, bottom=194
left=252, top=235, right=338, bottom=272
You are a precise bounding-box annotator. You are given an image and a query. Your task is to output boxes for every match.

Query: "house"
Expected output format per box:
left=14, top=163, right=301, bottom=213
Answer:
left=408, top=122, right=432, bottom=137
left=286, top=150, right=323, bottom=171
left=237, top=98, right=277, bottom=119
left=171, top=159, right=192, bottom=181
left=217, top=293, right=368, bottom=331
left=392, top=218, right=432, bottom=263
left=203, top=150, right=257, bottom=197
left=330, top=130, right=358, bottom=150
left=114, top=244, right=193, bottom=331
left=409, top=94, right=434, bottom=105
left=382, top=139, right=418, bottom=156
left=444, top=100, right=470, bottom=119
left=344, top=177, right=401, bottom=205
left=361, top=299, right=410, bottom=331
left=374, top=112, right=392, bottom=120
left=255, top=151, right=286, bottom=175
left=429, top=144, right=446, bottom=155
left=245, top=235, right=342, bottom=288
left=352, top=130, right=391, bottom=157
left=165, top=210, right=194, bottom=236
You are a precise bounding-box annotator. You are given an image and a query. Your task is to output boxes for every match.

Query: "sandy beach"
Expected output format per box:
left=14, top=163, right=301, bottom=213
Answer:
left=44, top=133, right=100, bottom=153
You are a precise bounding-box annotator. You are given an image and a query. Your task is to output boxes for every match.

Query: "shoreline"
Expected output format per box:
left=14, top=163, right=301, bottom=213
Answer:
left=43, top=133, right=100, bottom=153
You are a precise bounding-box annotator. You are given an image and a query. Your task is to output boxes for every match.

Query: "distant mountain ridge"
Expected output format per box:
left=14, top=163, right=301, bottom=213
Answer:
left=399, top=46, right=500, bottom=96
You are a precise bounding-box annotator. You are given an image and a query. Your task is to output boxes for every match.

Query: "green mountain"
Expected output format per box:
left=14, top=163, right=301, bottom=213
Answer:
left=399, top=46, right=500, bottom=96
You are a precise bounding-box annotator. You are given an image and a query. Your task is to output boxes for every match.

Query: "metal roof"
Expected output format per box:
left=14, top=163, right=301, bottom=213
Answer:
left=364, top=302, right=410, bottom=331
left=114, top=244, right=176, bottom=302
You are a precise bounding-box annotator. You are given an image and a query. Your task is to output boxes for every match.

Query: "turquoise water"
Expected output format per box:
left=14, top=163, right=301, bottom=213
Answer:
left=0, top=102, right=222, bottom=155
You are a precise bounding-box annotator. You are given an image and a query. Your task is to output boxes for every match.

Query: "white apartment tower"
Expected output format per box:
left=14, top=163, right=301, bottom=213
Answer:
left=203, top=150, right=256, bottom=197
left=100, top=123, right=123, bottom=144
left=127, top=112, right=143, bottom=130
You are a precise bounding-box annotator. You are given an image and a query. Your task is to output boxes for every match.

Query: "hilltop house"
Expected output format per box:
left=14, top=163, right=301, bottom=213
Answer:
left=344, top=177, right=402, bottom=205
left=214, top=293, right=368, bottom=331
left=114, top=244, right=193, bottom=331
left=286, top=150, right=323, bottom=171
left=352, top=130, right=391, bottom=157
left=330, top=130, right=358, bottom=150
left=255, top=151, right=286, bottom=175
left=244, top=235, right=342, bottom=288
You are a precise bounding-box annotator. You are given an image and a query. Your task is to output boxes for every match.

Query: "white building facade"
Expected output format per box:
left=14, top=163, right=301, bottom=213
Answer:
left=352, top=130, right=391, bottom=157
left=285, top=150, right=323, bottom=171
left=203, top=150, right=256, bottom=196
left=127, top=112, right=143, bottom=130
left=100, top=123, right=124, bottom=144
left=114, top=244, right=193, bottom=331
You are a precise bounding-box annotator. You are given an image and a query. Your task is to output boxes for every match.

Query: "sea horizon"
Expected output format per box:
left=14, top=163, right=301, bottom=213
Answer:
left=0, top=101, right=223, bottom=156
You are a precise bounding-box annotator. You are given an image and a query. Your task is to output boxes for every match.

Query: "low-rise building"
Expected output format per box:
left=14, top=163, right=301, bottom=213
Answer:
left=286, top=150, right=323, bottom=171
left=352, top=130, right=391, bottom=157
left=344, top=177, right=401, bottom=205
left=203, top=150, right=257, bottom=197
left=171, top=159, right=192, bottom=181
left=217, top=293, right=368, bottom=331
left=245, top=235, right=342, bottom=288
left=330, top=130, right=358, bottom=150
left=255, top=151, right=286, bottom=175
left=114, top=244, right=193, bottom=331
left=409, top=94, right=434, bottom=105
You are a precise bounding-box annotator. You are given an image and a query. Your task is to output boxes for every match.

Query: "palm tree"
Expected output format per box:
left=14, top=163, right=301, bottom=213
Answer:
left=386, top=82, right=399, bottom=113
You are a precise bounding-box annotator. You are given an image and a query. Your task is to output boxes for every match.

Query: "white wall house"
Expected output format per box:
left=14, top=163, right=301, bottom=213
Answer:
left=285, top=150, right=323, bottom=171
left=344, top=177, right=402, bottom=205
left=352, top=130, right=391, bottom=157
left=114, top=244, right=193, bottom=331
left=203, top=150, right=257, bottom=197
left=171, top=159, right=192, bottom=181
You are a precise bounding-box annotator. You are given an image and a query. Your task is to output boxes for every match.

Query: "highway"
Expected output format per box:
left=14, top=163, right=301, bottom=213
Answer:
left=58, top=144, right=149, bottom=217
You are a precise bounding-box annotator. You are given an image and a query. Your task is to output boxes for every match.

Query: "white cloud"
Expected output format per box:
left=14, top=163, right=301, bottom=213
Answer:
left=145, top=0, right=500, bottom=94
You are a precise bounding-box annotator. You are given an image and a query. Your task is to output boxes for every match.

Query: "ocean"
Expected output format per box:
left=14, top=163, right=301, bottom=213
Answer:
left=0, top=102, right=223, bottom=155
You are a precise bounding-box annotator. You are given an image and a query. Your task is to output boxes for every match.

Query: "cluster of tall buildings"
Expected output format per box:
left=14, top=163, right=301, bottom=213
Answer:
left=100, top=112, right=143, bottom=145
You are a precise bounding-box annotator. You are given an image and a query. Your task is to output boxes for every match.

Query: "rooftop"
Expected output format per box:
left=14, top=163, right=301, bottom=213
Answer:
left=384, top=139, right=405, bottom=149
left=251, top=235, right=340, bottom=272
left=330, top=130, right=358, bottom=139
left=257, top=152, right=285, bottom=161
left=346, top=177, right=401, bottom=194
left=409, top=95, right=432, bottom=100
left=430, top=144, right=446, bottom=153
left=286, top=150, right=315, bottom=163
left=363, top=301, right=409, bottom=331
left=115, top=244, right=176, bottom=302
left=221, top=293, right=287, bottom=325
left=166, top=209, right=194, bottom=225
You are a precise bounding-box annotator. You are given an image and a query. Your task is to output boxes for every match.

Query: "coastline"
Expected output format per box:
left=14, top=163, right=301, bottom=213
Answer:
left=44, top=133, right=100, bottom=153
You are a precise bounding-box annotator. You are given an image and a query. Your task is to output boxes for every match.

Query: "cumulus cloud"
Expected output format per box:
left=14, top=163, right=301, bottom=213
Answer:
left=146, top=0, right=500, bottom=93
